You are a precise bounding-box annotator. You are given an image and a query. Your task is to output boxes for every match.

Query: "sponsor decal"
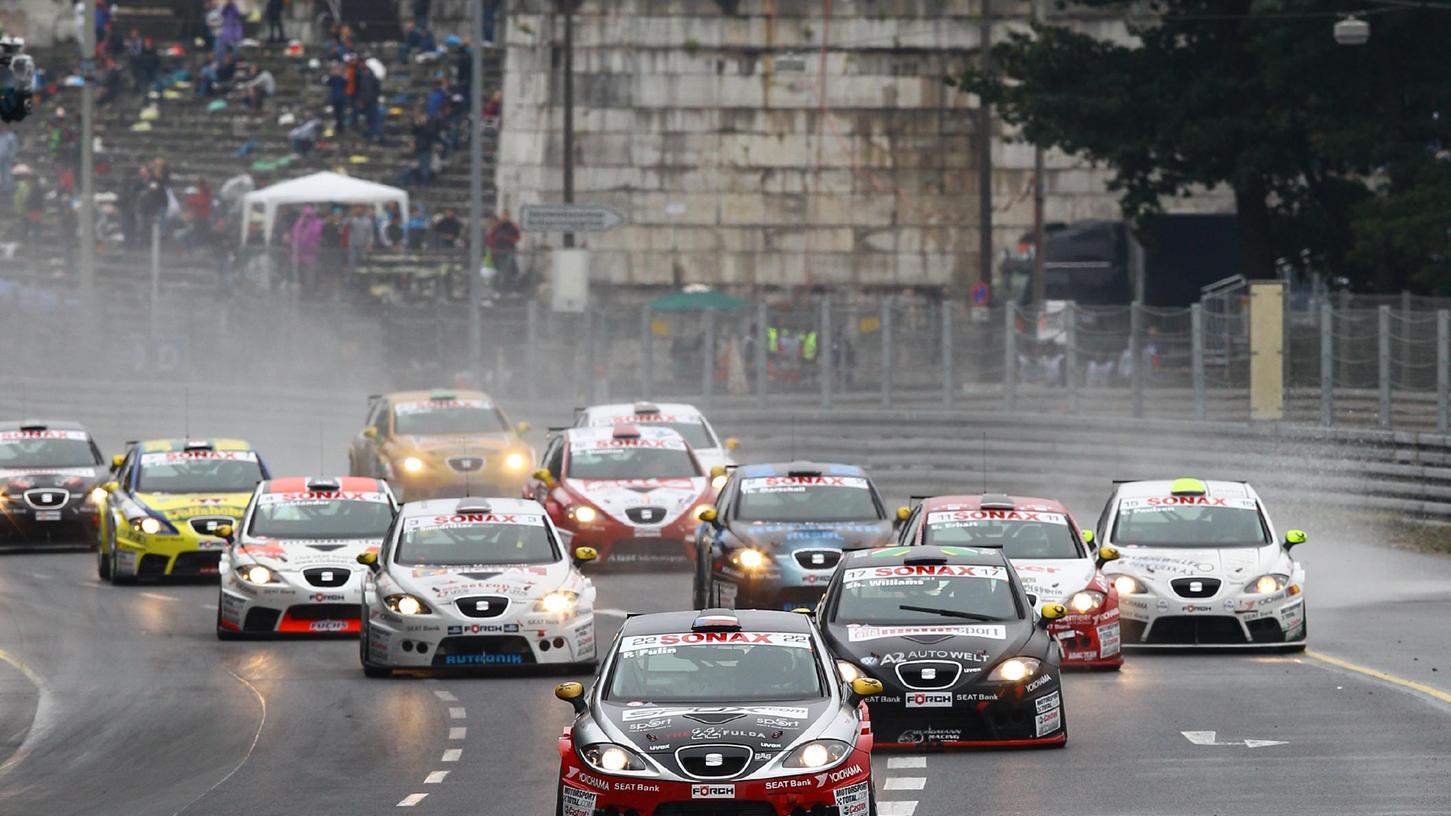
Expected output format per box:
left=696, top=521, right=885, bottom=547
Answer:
left=1035, top=691, right=1061, bottom=714
left=1024, top=674, right=1052, bottom=693
left=140, top=450, right=258, bottom=464
left=896, top=728, right=963, bottom=744
left=0, top=466, right=97, bottom=478
left=620, top=705, right=807, bottom=722
left=755, top=717, right=797, bottom=728
left=858, top=655, right=878, bottom=666
left=880, top=649, right=988, bottom=665
left=714, top=580, right=738, bottom=607
left=819, top=765, right=864, bottom=786
left=1035, top=705, right=1062, bottom=737
left=446, top=623, right=521, bottom=635
left=740, top=476, right=870, bottom=493
left=442, top=653, right=525, bottom=666
left=0, top=430, right=91, bottom=441
left=766, top=778, right=815, bottom=791
left=403, top=513, right=546, bottom=531
left=258, top=491, right=390, bottom=505
left=1098, top=622, right=1122, bottom=657
left=627, top=718, right=672, bottom=732
left=905, top=692, right=952, bottom=708
left=612, top=782, right=660, bottom=793
left=567, top=768, right=610, bottom=792
left=312, top=592, right=347, bottom=602
left=843, top=565, right=1008, bottom=583
left=394, top=399, right=492, bottom=415
left=560, top=786, right=597, bottom=816
left=571, top=437, right=688, bottom=452
left=309, top=620, right=349, bottom=633
left=955, top=692, right=999, bottom=702
left=834, top=780, right=872, bottom=816
left=691, top=784, right=735, bottom=799
left=927, top=509, right=1068, bottom=526
left=1119, top=496, right=1258, bottom=510
left=619, top=632, right=811, bottom=650
left=689, top=726, right=774, bottom=741
left=846, top=624, right=1006, bottom=642
left=196, top=538, right=227, bottom=551
left=1156, top=599, right=1171, bottom=612
left=1281, top=601, right=1305, bottom=632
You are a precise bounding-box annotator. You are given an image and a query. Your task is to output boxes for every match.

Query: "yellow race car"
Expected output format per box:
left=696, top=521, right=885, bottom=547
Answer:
left=348, top=389, right=533, bottom=501
left=96, top=438, right=269, bottom=583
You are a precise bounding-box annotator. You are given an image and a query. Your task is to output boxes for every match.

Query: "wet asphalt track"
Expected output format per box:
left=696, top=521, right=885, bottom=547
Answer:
left=1, top=416, right=1450, bottom=816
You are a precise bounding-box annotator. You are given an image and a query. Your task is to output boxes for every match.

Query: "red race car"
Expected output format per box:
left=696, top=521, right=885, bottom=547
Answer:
left=896, top=492, right=1124, bottom=669
left=528, top=425, right=713, bottom=568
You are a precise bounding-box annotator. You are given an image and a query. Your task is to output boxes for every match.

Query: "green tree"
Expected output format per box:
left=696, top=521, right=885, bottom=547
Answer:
left=967, top=1, right=1451, bottom=292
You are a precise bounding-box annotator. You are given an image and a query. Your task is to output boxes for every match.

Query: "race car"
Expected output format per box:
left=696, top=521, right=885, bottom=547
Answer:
left=819, top=545, right=1069, bottom=749
left=553, top=609, right=883, bottom=816
left=96, top=438, right=269, bottom=583
left=574, top=401, right=740, bottom=473
left=357, top=495, right=597, bottom=676
left=0, top=421, right=108, bottom=547
left=1095, top=477, right=1308, bottom=649
left=529, top=425, right=712, bottom=568
left=692, top=462, right=895, bottom=611
left=348, top=389, right=534, bottom=501
left=216, top=476, right=398, bottom=638
left=895, top=493, right=1123, bottom=669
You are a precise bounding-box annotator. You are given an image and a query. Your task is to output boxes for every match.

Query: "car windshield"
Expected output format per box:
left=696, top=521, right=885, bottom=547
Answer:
left=1113, top=497, right=1269, bottom=546
left=248, top=492, right=394, bottom=539
left=735, top=475, right=879, bottom=522
left=607, top=632, right=822, bottom=702
left=0, top=432, right=98, bottom=468
left=394, top=400, right=509, bottom=435
left=566, top=442, right=699, bottom=479
left=136, top=451, right=263, bottom=493
left=922, top=509, right=1080, bottom=558
left=833, top=563, right=1020, bottom=625
left=395, top=512, right=556, bottom=565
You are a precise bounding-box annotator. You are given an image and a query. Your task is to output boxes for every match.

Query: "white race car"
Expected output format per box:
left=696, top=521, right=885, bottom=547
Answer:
left=575, top=401, right=739, bottom=473
left=1097, top=478, right=1307, bottom=649
left=217, top=476, right=398, bottom=638
left=358, top=496, right=597, bottom=676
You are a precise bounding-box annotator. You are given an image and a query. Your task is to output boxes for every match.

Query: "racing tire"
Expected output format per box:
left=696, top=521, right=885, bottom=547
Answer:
left=106, top=529, right=136, bottom=586
left=360, top=619, right=393, bottom=678
left=869, top=787, right=878, bottom=816
left=555, top=783, right=565, bottom=816
left=216, top=604, right=244, bottom=640
left=96, top=527, right=112, bottom=580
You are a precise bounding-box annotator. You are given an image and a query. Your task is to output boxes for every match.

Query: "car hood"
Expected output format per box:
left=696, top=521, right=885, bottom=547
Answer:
left=234, top=536, right=382, bottom=570
left=597, top=699, right=832, bottom=776
left=1012, top=558, right=1098, bottom=606
left=393, top=559, right=580, bottom=604
left=827, top=619, right=1035, bottom=688
left=135, top=492, right=251, bottom=519
left=565, top=477, right=707, bottom=527
left=0, top=466, right=102, bottom=486
left=390, top=434, right=517, bottom=455
left=1108, top=544, right=1282, bottom=589
left=730, top=520, right=895, bottom=552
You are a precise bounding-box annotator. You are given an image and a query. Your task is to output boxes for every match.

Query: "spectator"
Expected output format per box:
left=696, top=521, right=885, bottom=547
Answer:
left=345, top=204, right=374, bottom=272
left=136, top=37, right=162, bottom=95
left=264, top=0, right=286, bottom=44
left=400, top=111, right=437, bottom=187
left=237, top=64, right=276, bottom=109
left=289, top=110, right=322, bottom=154
left=378, top=201, right=404, bottom=248
left=483, top=89, right=503, bottom=131
left=454, top=38, right=473, bottom=98
left=0, top=125, right=16, bottom=205
left=486, top=209, right=522, bottom=292
left=290, top=205, right=322, bottom=289
left=324, top=63, right=349, bottom=133
left=217, top=166, right=255, bottom=217
left=355, top=58, right=384, bottom=142
left=319, top=207, right=345, bottom=298
left=121, top=164, right=151, bottom=246
left=398, top=20, right=436, bottom=64
left=96, top=58, right=124, bottom=106
left=124, top=28, right=145, bottom=87
left=216, top=0, right=243, bottom=59
left=405, top=204, right=428, bottom=250
left=431, top=207, right=462, bottom=249
left=198, top=52, right=238, bottom=98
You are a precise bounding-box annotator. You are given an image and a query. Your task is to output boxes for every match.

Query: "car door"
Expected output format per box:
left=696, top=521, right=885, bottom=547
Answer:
left=531, top=437, right=564, bottom=504
left=352, top=399, right=389, bottom=477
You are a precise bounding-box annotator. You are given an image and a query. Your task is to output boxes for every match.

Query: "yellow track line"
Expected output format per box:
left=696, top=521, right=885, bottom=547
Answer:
left=1306, top=650, right=1451, bottom=706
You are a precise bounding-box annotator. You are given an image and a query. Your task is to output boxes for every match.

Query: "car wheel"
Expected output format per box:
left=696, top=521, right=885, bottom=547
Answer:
left=360, top=619, right=392, bottom=678
left=555, top=782, right=565, bottom=816
left=96, top=526, right=112, bottom=580
left=216, top=602, right=243, bottom=640
left=108, top=530, right=136, bottom=585
left=868, top=787, right=878, bottom=816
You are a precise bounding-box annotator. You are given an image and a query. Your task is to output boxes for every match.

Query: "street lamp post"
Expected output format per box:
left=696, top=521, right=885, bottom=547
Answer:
left=469, top=0, right=485, bottom=377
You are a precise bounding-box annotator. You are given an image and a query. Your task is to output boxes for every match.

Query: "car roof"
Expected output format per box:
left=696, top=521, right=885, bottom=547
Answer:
left=397, top=496, right=545, bottom=518
left=1114, top=479, right=1256, bottom=500
left=137, top=437, right=255, bottom=452
left=619, top=609, right=817, bottom=637
left=842, top=544, right=1011, bottom=569
left=263, top=476, right=385, bottom=493
left=921, top=494, right=1068, bottom=514
left=0, top=419, right=89, bottom=432
left=737, top=461, right=869, bottom=479
left=580, top=402, right=705, bottom=422
left=563, top=425, right=688, bottom=444
left=385, top=389, right=495, bottom=405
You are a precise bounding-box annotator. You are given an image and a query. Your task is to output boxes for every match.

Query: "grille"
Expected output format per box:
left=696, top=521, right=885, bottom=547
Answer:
left=172, top=551, right=222, bottom=576
left=431, top=635, right=535, bottom=667
left=1247, top=618, right=1285, bottom=643
left=895, top=660, right=963, bottom=690
left=285, top=603, right=358, bottom=621
left=625, top=506, right=668, bottom=524
left=303, top=567, right=350, bottom=587
left=454, top=595, right=509, bottom=618
left=138, top=554, right=170, bottom=578
left=23, top=488, right=69, bottom=509
left=793, top=549, right=842, bottom=570
left=244, top=607, right=281, bottom=632
left=1146, top=615, right=1247, bottom=645
left=1170, top=577, right=1222, bottom=598
left=447, top=456, right=485, bottom=472
left=188, top=516, right=234, bottom=536
left=676, top=744, right=753, bottom=779
left=652, top=802, right=781, bottom=816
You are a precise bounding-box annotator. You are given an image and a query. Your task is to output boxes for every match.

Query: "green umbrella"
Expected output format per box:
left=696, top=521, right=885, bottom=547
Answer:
left=649, top=290, right=749, bottom=312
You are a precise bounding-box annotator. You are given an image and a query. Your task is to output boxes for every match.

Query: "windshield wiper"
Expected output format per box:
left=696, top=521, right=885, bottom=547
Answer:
left=897, top=605, right=1000, bottom=622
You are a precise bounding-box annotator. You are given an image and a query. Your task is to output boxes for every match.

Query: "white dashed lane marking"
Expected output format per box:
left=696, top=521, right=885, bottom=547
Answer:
left=140, top=592, right=176, bottom=602
left=448, top=707, right=466, bottom=719
left=441, top=749, right=462, bottom=762
left=434, top=690, right=458, bottom=702
left=26, top=573, right=52, bottom=581
left=396, top=793, right=428, bottom=807
left=886, top=757, right=926, bottom=769
left=878, top=754, right=925, bottom=816
left=423, top=771, right=449, bottom=784
left=884, top=777, right=926, bottom=791
left=448, top=727, right=467, bottom=740
left=877, top=803, right=918, bottom=816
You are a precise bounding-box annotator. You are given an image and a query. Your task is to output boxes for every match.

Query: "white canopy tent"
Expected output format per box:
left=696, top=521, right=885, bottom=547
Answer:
left=239, top=171, right=408, bottom=245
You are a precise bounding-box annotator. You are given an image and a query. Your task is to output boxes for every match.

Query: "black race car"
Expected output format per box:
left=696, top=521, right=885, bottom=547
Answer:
left=554, top=609, right=884, bottom=816
left=692, top=461, right=894, bottom=611
left=818, top=545, right=1069, bottom=749
left=0, top=420, right=108, bottom=547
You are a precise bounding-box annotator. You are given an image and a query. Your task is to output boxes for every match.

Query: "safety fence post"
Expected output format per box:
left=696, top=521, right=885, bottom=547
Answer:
left=1401, top=290, right=1412, bottom=384
left=1004, top=305, right=1017, bottom=412
left=1320, top=303, right=1333, bottom=427
left=1130, top=302, right=1144, bottom=419
left=582, top=308, right=596, bottom=406
left=942, top=298, right=954, bottom=406
left=641, top=305, right=654, bottom=401
left=525, top=300, right=538, bottom=402
left=1438, top=310, right=1449, bottom=435
left=1378, top=305, right=1392, bottom=430
left=702, top=309, right=716, bottom=406
left=881, top=296, right=894, bottom=409
left=1065, top=302, right=1078, bottom=413
left=1191, top=303, right=1205, bottom=421
left=755, top=301, right=768, bottom=409
left=820, top=296, right=833, bottom=410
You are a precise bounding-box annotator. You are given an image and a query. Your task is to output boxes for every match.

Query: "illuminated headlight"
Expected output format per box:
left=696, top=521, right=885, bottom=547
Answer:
left=836, top=660, right=865, bottom=682
left=781, top=739, right=850, bottom=769
left=1069, top=590, right=1105, bottom=613
left=710, top=473, right=728, bottom=491
left=579, top=743, right=650, bottom=774
left=503, top=451, right=528, bottom=471
left=384, top=594, right=432, bottom=615
left=733, top=548, right=766, bottom=570
left=88, top=486, right=107, bottom=505
left=238, top=564, right=275, bottom=585
left=1247, top=574, right=1289, bottom=594
left=987, top=657, right=1042, bottom=683
left=401, top=456, right=424, bottom=474
left=1112, top=575, right=1144, bottom=595
left=133, top=516, right=163, bottom=535
left=571, top=505, right=597, bottom=524
left=535, top=590, right=578, bottom=614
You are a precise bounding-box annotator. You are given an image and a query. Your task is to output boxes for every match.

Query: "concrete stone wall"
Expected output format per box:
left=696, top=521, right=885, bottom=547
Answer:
left=497, top=0, right=1230, bottom=290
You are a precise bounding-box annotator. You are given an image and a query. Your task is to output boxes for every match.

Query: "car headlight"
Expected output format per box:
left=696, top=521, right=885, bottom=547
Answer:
left=710, top=473, right=728, bottom=491
left=535, top=590, right=578, bottom=614
left=836, top=660, right=866, bottom=682
left=384, top=594, right=433, bottom=615
left=570, top=505, right=597, bottom=524
left=87, top=486, right=107, bottom=505
left=238, top=564, right=276, bottom=585
left=1246, top=574, right=1289, bottom=594
left=579, top=743, right=651, bottom=774
left=130, top=515, right=176, bottom=535
left=987, top=657, right=1042, bottom=683
left=781, top=739, right=851, bottom=769
left=401, top=456, right=424, bottom=474
left=1112, top=575, right=1144, bottom=595
left=1069, top=590, right=1105, bottom=614
left=732, top=548, right=766, bottom=570
left=503, top=451, right=528, bottom=471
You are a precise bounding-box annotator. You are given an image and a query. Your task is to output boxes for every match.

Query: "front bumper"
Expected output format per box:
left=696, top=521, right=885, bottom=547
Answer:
left=867, top=673, right=1066, bottom=749
left=557, top=740, right=875, bottom=816
left=218, top=563, right=365, bottom=635
left=1047, top=606, right=1123, bottom=668
left=559, top=515, right=697, bottom=567
left=0, top=495, right=99, bottom=544
left=1118, top=589, right=1307, bottom=647
left=711, top=550, right=842, bottom=610
left=365, top=606, right=596, bottom=669
left=114, top=526, right=229, bottom=579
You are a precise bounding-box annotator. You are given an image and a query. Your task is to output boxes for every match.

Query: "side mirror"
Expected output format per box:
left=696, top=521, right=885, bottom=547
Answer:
left=356, top=551, right=379, bottom=570
left=573, top=546, right=598, bottom=567
left=516, top=421, right=532, bottom=434
left=214, top=523, right=234, bottom=542
left=1039, top=603, right=1067, bottom=627
left=724, top=437, right=741, bottom=451
left=533, top=468, right=555, bottom=488
left=362, top=427, right=379, bottom=441
left=895, top=506, right=911, bottom=521
left=1095, top=545, right=1119, bottom=568
left=709, top=465, right=727, bottom=479
left=111, top=454, right=125, bottom=469
left=1080, top=529, right=1095, bottom=545
left=1284, top=529, right=1307, bottom=547
left=697, top=505, right=718, bottom=523
left=555, top=681, right=588, bottom=714
left=848, top=676, right=884, bottom=704
left=103, top=480, right=120, bottom=493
